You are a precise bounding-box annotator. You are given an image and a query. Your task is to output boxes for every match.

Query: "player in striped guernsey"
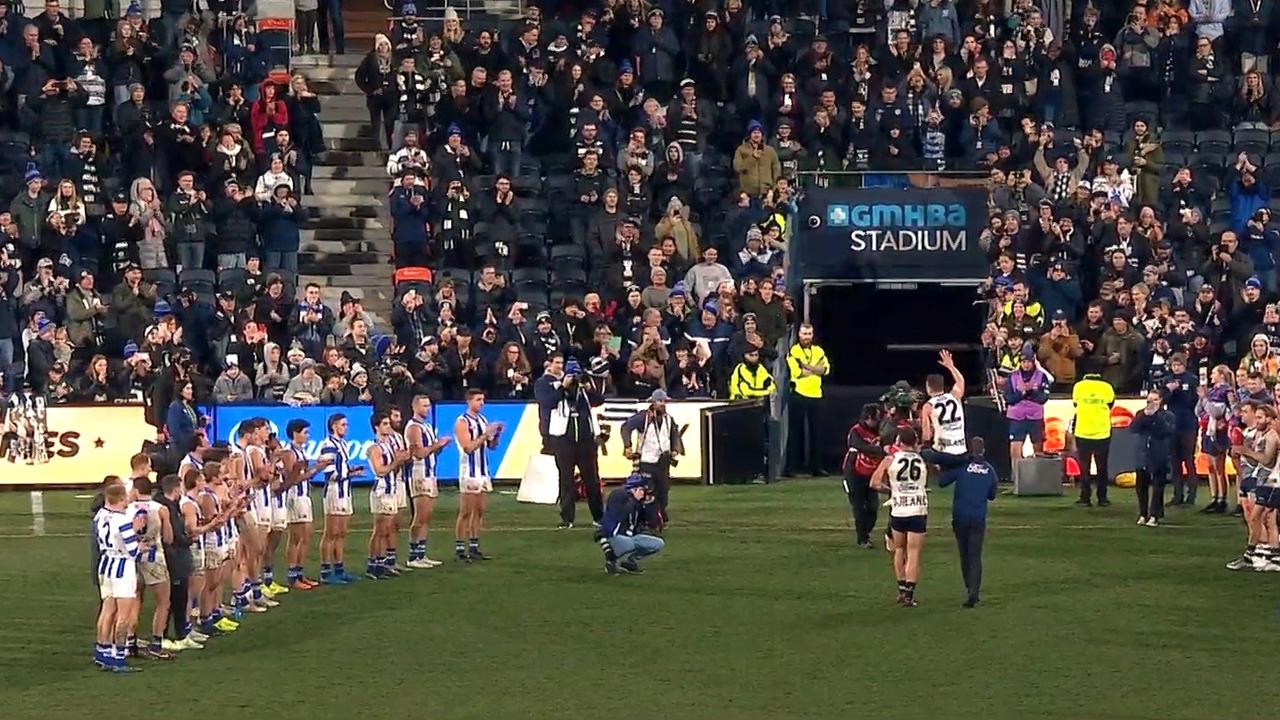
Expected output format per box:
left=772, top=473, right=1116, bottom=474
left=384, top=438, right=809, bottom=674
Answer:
left=367, top=411, right=412, bottom=578
left=227, top=422, right=268, bottom=614
left=263, top=430, right=294, bottom=596
left=177, top=437, right=209, bottom=481
left=319, top=413, right=365, bottom=584
left=197, top=461, right=240, bottom=635
left=405, top=395, right=452, bottom=568
left=387, top=407, right=410, bottom=572
left=172, top=471, right=207, bottom=650
left=454, top=389, right=504, bottom=563
left=93, top=480, right=146, bottom=671
left=125, top=476, right=175, bottom=660
left=282, top=418, right=332, bottom=589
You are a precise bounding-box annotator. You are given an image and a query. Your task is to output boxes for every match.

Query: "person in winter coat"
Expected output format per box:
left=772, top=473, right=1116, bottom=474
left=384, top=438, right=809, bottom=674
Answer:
left=249, top=80, right=289, bottom=156
left=687, top=11, right=732, bottom=102
left=162, top=44, right=217, bottom=103
left=210, top=127, right=255, bottom=189
left=211, top=181, right=259, bottom=270
left=1037, top=309, right=1085, bottom=391
left=1130, top=386, right=1176, bottom=525
left=254, top=154, right=295, bottom=201
left=129, top=177, right=168, bottom=270
left=28, top=77, right=88, bottom=182
left=632, top=8, right=679, bottom=101
left=918, top=0, right=962, bottom=46
left=733, top=120, right=781, bottom=198
left=1228, top=153, right=1269, bottom=234
left=257, top=184, right=302, bottom=274
left=356, top=34, right=397, bottom=149
left=389, top=172, right=431, bottom=268
left=212, top=359, right=254, bottom=403
left=653, top=196, right=699, bottom=262
left=1122, top=119, right=1163, bottom=208
left=1098, top=314, right=1146, bottom=392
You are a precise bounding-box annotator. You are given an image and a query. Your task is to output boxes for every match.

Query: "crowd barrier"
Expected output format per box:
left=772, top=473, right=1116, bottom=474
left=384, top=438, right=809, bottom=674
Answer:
left=202, top=400, right=728, bottom=485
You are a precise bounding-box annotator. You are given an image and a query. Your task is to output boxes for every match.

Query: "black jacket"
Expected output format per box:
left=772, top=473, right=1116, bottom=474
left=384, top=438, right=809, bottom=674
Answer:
left=533, top=371, right=602, bottom=444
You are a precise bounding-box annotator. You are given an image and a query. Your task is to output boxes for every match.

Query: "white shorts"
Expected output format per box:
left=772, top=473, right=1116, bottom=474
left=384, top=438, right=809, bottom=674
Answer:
left=459, top=476, right=492, bottom=495
left=98, top=558, right=138, bottom=599
left=271, top=498, right=288, bottom=530
left=395, top=482, right=408, bottom=510
left=201, top=546, right=226, bottom=572
left=191, top=547, right=205, bottom=573
left=248, top=503, right=272, bottom=529
left=139, top=558, right=169, bottom=586
left=287, top=495, right=314, bottom=524
left=370, top=491, right=399, bottom=516
left=409, top=475, right=439, bottom=499
left=324, top=490, right=354, bottom=517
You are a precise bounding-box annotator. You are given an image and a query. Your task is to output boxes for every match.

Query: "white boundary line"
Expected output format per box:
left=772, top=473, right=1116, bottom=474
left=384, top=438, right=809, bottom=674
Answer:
left=0, top=522, right=1232, bottom=540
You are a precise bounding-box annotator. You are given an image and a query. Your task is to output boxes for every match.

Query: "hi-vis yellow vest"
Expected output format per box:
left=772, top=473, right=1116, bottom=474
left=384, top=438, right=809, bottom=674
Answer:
left=730, top=362, right=774, bottom=400
left=786, top=343, right=828, bottom=398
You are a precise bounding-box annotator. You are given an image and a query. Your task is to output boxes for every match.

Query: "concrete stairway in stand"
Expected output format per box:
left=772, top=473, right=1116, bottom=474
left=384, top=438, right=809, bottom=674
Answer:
left=290, top=2, right=527, bottom=327
left=292, top=52, right=395, bottom=325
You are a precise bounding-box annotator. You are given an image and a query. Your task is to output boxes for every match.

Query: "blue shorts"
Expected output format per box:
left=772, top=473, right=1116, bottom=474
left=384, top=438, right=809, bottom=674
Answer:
left=1240, top=474, right=1262, bottom=497
left=1201, top=434, right=1229, bottom=456
left=1256, top=486, right=1280, bottom=509
left=1008, top=419, right=1044, bottom=443
left=890, top=515, right=928, bottom=534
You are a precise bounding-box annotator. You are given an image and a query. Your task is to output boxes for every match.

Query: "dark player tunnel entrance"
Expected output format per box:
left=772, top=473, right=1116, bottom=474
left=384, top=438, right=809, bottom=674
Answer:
left=805, top=281, right=987, bottom=389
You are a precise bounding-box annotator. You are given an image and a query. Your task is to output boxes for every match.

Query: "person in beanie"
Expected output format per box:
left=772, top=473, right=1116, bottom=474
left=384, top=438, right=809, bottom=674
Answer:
left=535, top=352, right=606, bottom=529
left=621, top=389, right=683, bottom=522
left=733, top=119, right=781, bottom=198
left=1003, top=346, right=1050, bottom=463
left=596, top=472, right=664, bottom=575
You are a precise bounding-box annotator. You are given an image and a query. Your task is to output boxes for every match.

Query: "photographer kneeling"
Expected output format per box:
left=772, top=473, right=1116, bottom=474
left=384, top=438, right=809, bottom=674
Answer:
left=597, top=473, right=664, bottom=575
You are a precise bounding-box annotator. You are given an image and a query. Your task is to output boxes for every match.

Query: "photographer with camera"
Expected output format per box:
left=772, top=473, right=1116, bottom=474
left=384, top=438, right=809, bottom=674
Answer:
left=536, top=352, right=606, bottom=529
left=621, top=389, right=683, bottom=523
left=596, top=473, right=664, bottom=575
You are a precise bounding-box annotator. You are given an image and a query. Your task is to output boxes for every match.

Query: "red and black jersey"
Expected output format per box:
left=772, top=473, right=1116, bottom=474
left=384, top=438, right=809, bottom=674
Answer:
left=846, top=421, right=886, bottom=476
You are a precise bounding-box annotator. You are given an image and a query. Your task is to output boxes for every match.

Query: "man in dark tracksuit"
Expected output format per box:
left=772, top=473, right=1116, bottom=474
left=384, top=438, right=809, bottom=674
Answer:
left=843, top=403, right=886, bottom=548
left=154, top=473, right=195, bottom=642
left=1162, top=355, right=1199, bottom=505
left=924, top=438, right=998, bottom=608
left=1130, top=389, right=1176, bottom=525
left=535, top=353, right=605, bottom=529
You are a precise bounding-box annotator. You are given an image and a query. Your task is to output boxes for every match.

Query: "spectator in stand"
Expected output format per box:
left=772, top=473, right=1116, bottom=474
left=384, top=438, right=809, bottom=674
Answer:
left=1038, top=309, right=1083, bottom=392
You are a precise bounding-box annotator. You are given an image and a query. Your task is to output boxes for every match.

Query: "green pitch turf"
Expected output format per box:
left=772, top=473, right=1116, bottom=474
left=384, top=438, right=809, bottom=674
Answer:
left=0, top=481, right=1274, bottom=720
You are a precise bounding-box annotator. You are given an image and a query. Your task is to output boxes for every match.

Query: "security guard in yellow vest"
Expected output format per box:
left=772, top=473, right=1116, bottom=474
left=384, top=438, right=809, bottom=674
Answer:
left=785, top=323, right=830, bottom=475
left=730, top=346, right=774, bottom=401
left=1071, top=373, right=1115, bottom=507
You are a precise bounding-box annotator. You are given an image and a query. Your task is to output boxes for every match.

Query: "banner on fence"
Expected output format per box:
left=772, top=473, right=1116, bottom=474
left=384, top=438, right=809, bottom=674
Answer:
left=794, top=187, right=990, bottom=281
left=0, top=404, right=153, bottom=486
left=206, top=400, right=725, bottom=483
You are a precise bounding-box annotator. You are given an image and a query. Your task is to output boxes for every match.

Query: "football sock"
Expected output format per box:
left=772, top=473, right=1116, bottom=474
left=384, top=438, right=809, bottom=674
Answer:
left=287, top=565, right=301, bottom=583
left=384, top=551, right=396, bottom=568
left=150, top=635, right=162, bottom=651
left=905, top=581, right=917, bottom=600
left=455, top=540, right=466, bottom=557
left=468, top=538, right=480, bottom=554
left=366, top=556, right=377, bottom=574
left=263, top=566, right=274, bottom=584
left=320, top=562, right=332, bottom=579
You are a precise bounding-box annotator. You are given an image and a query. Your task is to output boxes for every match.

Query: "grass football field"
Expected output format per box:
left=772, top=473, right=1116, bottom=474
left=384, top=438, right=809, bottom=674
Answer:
left=0, top=480, right=1274, bottom=720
